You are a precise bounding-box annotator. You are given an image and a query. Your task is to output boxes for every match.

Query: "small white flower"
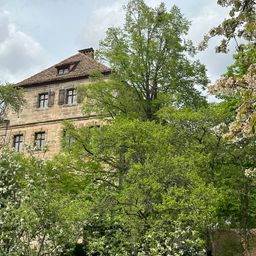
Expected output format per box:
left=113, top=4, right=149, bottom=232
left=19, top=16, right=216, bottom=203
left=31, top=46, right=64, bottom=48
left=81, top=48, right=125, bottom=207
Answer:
left=244, top=168, right=256, bottom=178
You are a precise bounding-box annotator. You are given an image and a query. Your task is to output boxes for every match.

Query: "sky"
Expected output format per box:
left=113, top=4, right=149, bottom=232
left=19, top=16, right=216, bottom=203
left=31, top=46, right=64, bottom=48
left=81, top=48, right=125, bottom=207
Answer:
left=0, top=0, right=235, bottom=96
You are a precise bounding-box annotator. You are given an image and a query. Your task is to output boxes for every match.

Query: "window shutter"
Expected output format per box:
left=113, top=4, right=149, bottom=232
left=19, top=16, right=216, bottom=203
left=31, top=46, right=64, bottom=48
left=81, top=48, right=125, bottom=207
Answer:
left=48, top=91, right=55, bottom=107
left=58, top=89, right=65, bottom=105
left=37, top=95, right=40, bottom=108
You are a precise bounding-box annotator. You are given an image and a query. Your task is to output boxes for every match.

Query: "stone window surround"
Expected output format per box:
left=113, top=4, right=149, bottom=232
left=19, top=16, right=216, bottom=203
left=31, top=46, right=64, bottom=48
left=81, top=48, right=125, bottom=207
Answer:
left=34, top=131, right=46, bottom=150
left=62, top=129, right=75, bottom=147
left=35, top=88, right=80, bottom=110
left=38, top=92, right=49, bottom=108
left=13, top=134, right=24, bottom=152
left=58, top=87, right=78, bottom=106
left=66, top=88, right=77, bottom=105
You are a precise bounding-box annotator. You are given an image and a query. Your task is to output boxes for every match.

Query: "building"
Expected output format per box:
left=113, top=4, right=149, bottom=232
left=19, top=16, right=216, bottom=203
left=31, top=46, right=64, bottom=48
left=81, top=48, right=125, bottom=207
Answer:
left=0, top=48, right=111, bottom=158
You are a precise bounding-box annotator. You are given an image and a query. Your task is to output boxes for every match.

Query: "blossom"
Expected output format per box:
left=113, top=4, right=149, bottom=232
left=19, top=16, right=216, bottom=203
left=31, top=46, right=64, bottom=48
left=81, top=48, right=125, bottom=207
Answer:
left=244, top=168, right=256, bottom=178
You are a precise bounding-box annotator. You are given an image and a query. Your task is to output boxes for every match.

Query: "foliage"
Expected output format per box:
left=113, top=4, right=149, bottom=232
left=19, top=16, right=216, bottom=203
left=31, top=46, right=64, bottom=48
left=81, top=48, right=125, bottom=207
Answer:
left=81, top=0, right=208, bottom=120
left=0, top=83, right=25, bottom=120
left=209, top=62, right=256, bottom=140
left=201, top=0, right=256, bottom=139
left=2, top=1, right=256, bottom=255
left=3, top=103, right=256, bottom=254
left=61, top=114, right=222, bottom=254
left=78, top=75, right=143, bottom=119
left=0, top=149, right=89, bottom=255
left=208, top=43, right=256, bottom=140
left=158, top=103, right=256, bottom=251
left=208, top=44, right=256, bottom=141
left=65, top=0, right=256, bottom=253
left=200, top=0, right=256, bottom=53
left=0, top=150, right=24, bottom=255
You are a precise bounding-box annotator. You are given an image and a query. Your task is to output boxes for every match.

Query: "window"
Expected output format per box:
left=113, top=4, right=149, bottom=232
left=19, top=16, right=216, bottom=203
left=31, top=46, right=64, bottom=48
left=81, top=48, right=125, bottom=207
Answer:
left=66, top=136, right=75, bottom=146
left=38, top=93, right=48, bottom=108
left=63, top=130, right=75, bottom=147
left=58, top=88, right=79, bottom=105
left=13, top=134, right=23, bottom=152
left=35, top=132, right=46, bottom=150
left=58, top=66, right=70, bottom=75
left=89, top=125, right=101, bottom=131
left=66, top=89, right=77, bottom=105
left=57, top=62, right=78, bottom=75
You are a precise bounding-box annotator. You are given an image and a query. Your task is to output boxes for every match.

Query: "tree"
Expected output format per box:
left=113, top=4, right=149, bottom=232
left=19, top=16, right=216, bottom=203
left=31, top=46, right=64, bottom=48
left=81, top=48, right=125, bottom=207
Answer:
left=71, top=1, right=238, bottom=254
left=0, top=83, right=25, bottom=121
left=200, top=0, right=255, bottom=53
left=0, top=149, right=89, bottom=256
left=4, top=0, right=256, bottom=255
left=201, top=0, right=256, bottom=139
left=81, top=0, right=208, bottom=120
left=61, top=117, right=218, bottom=255
left=199, top=1, right=256, bottom=249
left=60, top=89, right=256, bottom=255
left=209, top=43, right=256, bottom=140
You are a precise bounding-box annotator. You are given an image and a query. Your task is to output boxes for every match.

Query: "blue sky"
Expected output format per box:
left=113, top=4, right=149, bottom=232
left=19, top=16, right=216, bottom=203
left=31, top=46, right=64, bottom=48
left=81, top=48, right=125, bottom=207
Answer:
left=0, top=0, right=234, bottom=97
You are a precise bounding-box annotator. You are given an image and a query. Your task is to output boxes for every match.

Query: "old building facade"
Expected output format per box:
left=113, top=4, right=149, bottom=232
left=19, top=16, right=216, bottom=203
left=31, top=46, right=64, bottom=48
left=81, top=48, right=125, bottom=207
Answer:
left=0, top=48, right=110, bottom=158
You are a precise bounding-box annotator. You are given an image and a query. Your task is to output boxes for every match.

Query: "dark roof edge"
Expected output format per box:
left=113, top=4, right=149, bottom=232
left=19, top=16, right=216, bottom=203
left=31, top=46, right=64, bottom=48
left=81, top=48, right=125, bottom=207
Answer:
left=16, top=70, right=111, bottom=88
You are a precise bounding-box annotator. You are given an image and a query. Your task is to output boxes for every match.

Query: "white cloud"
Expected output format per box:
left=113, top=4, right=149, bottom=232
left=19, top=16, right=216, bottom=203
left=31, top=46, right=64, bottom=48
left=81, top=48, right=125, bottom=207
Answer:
left=188, top=1, right=229, bottom=44
left=78, top=1, right=125, bottom=49
left=78, top=0, right=168, bottom=49
left=145, top=0, right=162, bottom=6
left=0, top=10, right=9, bottom=43
left=0, top=9, right=48, bottom=83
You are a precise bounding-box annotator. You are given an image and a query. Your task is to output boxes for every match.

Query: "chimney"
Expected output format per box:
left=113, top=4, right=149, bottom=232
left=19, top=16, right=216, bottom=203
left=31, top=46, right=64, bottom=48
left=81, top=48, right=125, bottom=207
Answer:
left=78, top=48, right=94, bottom=59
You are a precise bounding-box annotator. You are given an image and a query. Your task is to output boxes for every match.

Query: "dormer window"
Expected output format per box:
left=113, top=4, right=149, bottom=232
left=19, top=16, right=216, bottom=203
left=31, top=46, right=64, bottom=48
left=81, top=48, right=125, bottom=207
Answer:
left=56, top=62, right=79, bottom=76
left=57, top=66, right=70, bottom=75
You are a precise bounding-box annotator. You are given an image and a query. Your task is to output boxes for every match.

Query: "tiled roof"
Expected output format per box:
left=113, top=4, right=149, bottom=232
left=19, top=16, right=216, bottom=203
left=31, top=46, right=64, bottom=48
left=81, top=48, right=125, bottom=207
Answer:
left=17, top=49, right=111, bottom=87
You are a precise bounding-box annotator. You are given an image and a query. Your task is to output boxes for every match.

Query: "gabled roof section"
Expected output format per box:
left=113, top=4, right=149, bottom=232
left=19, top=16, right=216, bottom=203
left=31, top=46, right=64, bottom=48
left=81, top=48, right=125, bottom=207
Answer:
left=16, top=48, right=111, bottom=87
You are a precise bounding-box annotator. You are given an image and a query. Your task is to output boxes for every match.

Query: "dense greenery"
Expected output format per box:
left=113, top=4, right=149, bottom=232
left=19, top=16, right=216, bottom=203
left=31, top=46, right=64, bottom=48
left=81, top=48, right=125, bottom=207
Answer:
left=0, top=83, right=25, bottom=121
left=203, top=0, right=256, bottom=140
left=1, top=0, right=256, bottom=255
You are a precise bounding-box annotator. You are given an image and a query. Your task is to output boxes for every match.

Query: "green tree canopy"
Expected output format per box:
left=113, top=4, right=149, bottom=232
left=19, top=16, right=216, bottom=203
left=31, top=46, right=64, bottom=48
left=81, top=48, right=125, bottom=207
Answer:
left=81, top=0, right=208, bottom=120
left=0, top=83, right=25, bottom=121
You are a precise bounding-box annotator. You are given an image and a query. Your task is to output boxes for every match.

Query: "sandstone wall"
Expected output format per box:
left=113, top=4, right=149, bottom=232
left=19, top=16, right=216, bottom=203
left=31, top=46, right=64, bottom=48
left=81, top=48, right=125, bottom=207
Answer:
left=1, top=78, right=98, bottom=158
left=8, top=79, right=89, bottom=126
left=3, top=118, right=100, bottom=159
